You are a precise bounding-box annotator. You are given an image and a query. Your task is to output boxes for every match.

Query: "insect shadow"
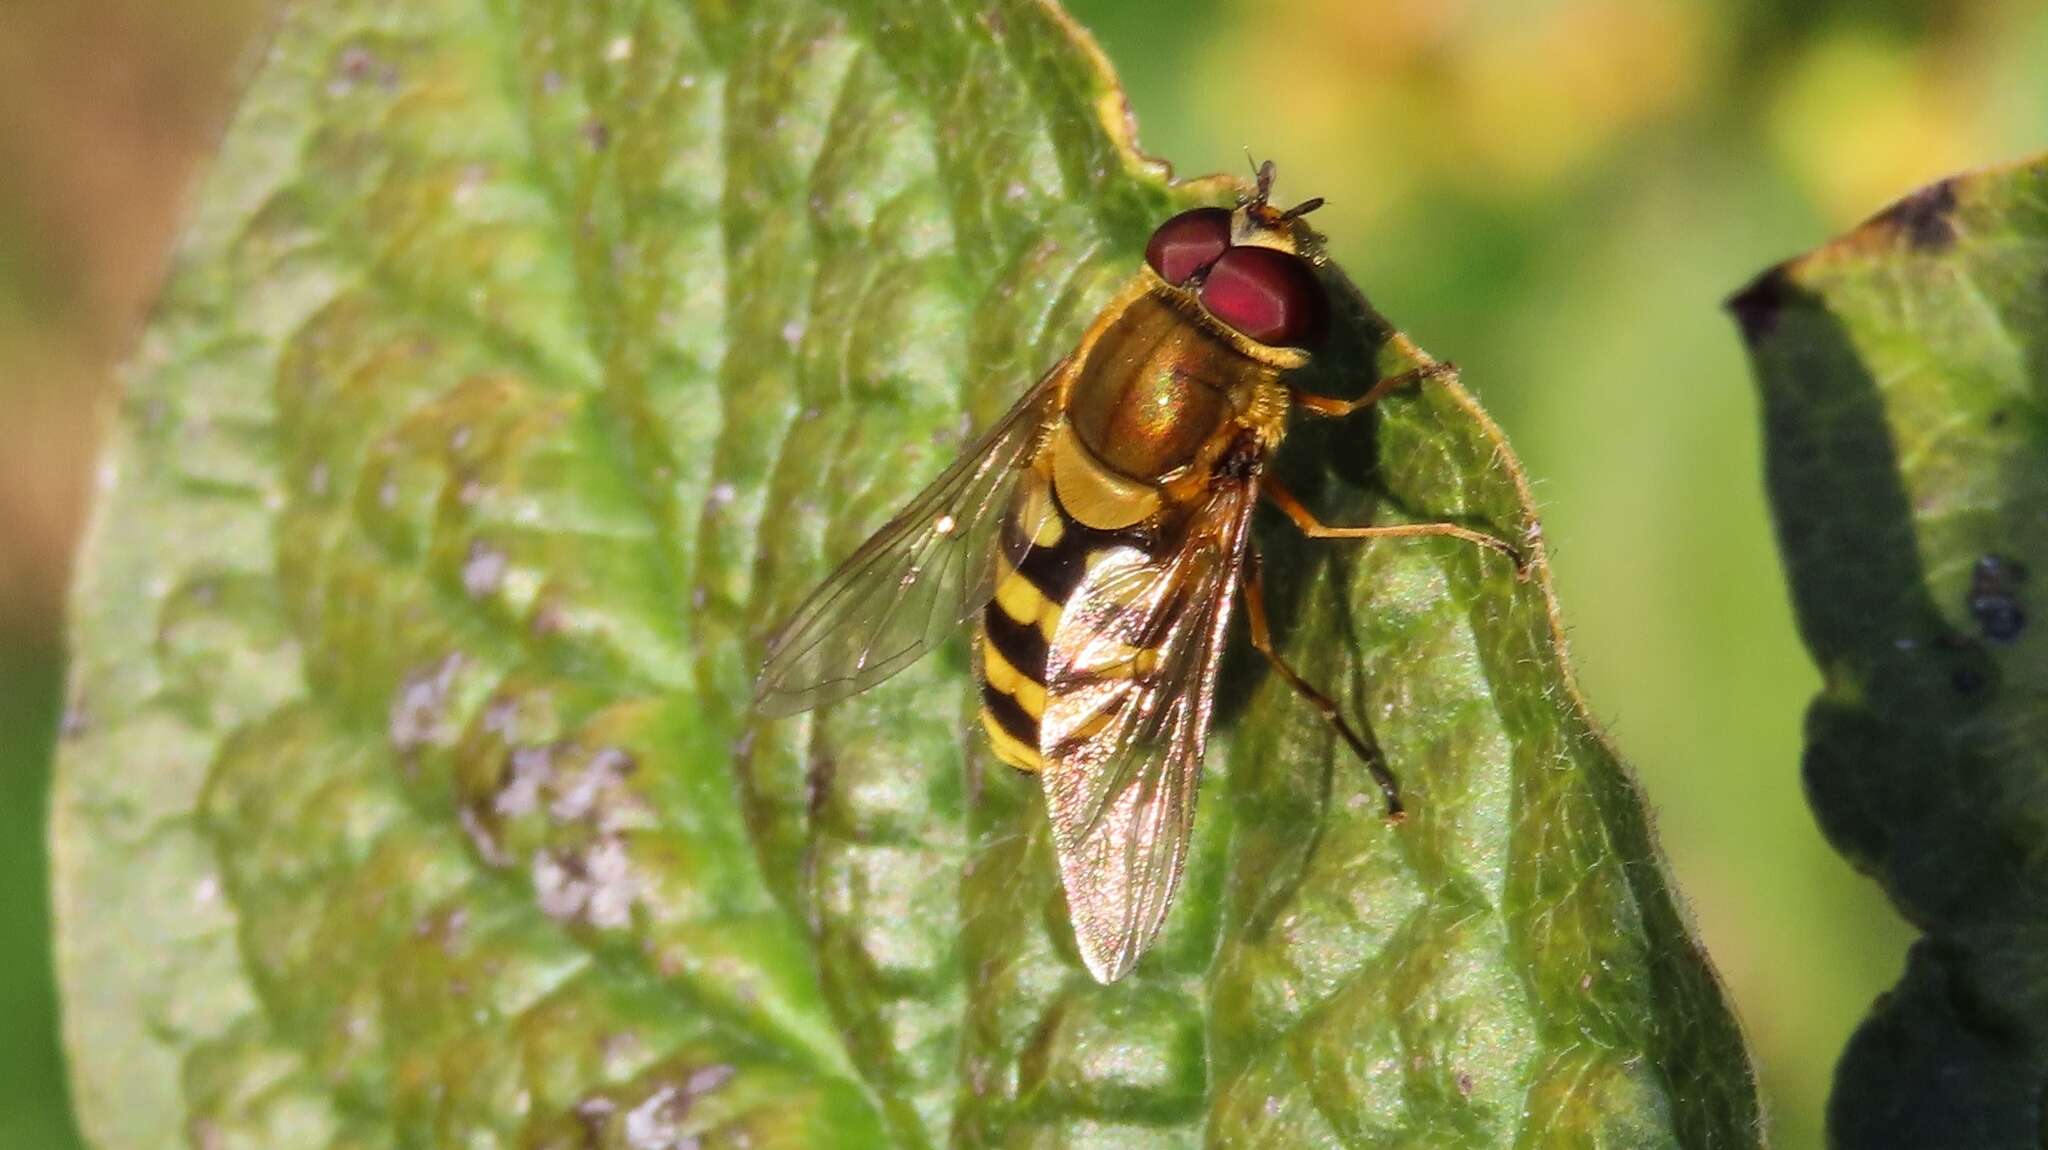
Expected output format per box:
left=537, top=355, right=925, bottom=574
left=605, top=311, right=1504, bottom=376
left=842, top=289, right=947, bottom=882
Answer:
left=1206, top=273, right=1396, bottom=755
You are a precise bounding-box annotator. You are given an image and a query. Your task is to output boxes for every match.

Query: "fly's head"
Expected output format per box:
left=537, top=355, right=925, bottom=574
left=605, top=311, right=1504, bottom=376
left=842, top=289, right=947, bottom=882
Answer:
left=1142, top=159, right=1329, bottom=351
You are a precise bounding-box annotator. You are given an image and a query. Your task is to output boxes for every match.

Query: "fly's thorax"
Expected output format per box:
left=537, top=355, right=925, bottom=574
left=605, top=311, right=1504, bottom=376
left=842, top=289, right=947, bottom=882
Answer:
left=1068, top=295, right=1235, bottom=480
left=1056, top=290, right=1294, bottom=532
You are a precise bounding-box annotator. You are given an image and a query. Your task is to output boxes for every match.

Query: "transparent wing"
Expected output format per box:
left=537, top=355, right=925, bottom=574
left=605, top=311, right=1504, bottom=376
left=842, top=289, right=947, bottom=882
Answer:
left=754, top=364, right=1065, bottom=716
left=1038, top=476, right=1256, bottom=982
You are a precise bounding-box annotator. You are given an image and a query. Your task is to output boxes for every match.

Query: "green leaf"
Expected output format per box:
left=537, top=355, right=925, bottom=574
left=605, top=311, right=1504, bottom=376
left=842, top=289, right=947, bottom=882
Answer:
left=55, top=2, right=1758, bottom=1146
left=1732, top=156, right=2048, bottom=1147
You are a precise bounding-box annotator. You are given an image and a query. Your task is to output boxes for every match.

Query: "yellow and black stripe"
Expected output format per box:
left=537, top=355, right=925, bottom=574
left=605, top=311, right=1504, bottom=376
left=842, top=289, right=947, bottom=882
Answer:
left=977, top=467, right=1137, bottom=773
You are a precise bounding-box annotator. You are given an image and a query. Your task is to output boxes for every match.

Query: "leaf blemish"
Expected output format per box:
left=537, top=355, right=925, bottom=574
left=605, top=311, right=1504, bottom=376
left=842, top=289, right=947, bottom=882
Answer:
left=603, top=1031, right=645, bottom=1066
left=574, top=1094, right=617, bottom=1136
left=495, top=744, right=554, bottom=816
left=550, top=746, right=635, bottom=824
left=622, top=1083, right=690, bottom=1149
left=533, top=838, right=638, bottom=928
left=459, top=805, right=511, bottom=867
left=463, top=540, right=508, bottom=597
left=1872, top=177, right=1960, bottom=250
left=1968, top=553, right=2028, bottom=643
left=481, top=696, right=519, bottom=736
left=1726, top=265, right=1797, bottom=346
left=805, top=751, right=835, bottom=821
left=414, top=906, right=468, bottom=951
left=389, top=653, right=464, bottom=752
left=685, top=1063, right=736, bottom=1096
left=329, top=45, right=377, bottom=97
left=59, top=700, right=89, bottom=741
left=454, top=164, right=487, bottom=207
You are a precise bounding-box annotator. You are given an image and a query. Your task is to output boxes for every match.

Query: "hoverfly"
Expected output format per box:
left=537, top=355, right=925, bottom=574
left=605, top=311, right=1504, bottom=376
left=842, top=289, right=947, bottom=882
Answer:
left=755, top=162, right=1522, bottom=983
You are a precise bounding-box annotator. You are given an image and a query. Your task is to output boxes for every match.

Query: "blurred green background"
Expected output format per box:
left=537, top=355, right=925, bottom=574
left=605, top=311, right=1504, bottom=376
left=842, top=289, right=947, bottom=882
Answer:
left=4, top=1, right=2043, bottom=1146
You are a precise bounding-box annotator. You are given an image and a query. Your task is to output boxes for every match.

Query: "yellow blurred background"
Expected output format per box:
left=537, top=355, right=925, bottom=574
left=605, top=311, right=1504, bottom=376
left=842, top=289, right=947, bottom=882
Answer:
left=6, top=1, right=2044, bottom=1146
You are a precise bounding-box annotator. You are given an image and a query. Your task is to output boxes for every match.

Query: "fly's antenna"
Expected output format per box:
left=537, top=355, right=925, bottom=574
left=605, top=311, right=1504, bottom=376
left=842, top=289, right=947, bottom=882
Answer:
left=1279, top=195, right=1324, bottom=221
left=1241, top=151, right=1278, bottom=207
left=1241, top=155, right=1320, bottom=229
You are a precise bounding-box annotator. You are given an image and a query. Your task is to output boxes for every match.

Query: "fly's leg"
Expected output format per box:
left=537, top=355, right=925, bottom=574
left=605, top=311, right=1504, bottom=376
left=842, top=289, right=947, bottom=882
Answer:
left=1289, top=361, right=1456, bottom=419
left=1278, top=360, right=1531, bottom=576
left=1263, top=473, right=1529, bottom=579
left=1242, top=550, right=1404, bottom=819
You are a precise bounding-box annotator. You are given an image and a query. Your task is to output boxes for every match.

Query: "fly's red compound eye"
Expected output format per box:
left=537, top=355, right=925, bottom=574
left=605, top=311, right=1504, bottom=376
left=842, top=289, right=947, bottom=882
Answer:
left=1197, top=245, right=1326, bottom=347
left=1143, top=207, right=1233, bottom=285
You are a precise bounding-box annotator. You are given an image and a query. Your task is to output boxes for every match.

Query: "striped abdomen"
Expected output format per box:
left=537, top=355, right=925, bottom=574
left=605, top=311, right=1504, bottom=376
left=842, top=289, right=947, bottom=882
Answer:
left=977, top=464, right=1130, bottom=773
left=977, top=312, right=1238, bottom=772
